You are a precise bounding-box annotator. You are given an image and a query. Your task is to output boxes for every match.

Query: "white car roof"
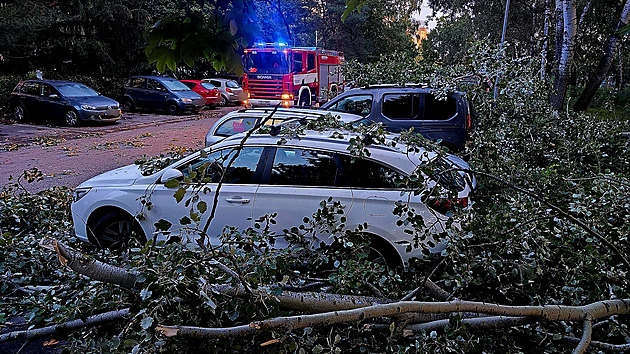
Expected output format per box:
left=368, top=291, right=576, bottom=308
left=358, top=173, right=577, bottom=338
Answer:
left=215, top=128, right=438, bottom=173
left=216, top=107, right=362, bottom=123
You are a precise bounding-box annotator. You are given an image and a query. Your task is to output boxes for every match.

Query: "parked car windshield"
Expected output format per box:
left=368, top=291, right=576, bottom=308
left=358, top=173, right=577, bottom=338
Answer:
left=56, top=83, right=99, bottom=97
left=161, top=80, right=191, bottom=91
left=245, top=51, right=289, bottom=74
left=200, top=82, right=216, bottom=90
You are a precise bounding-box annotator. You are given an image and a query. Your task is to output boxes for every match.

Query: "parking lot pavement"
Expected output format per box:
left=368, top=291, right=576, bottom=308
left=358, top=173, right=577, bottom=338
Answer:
left=0, top=109, right=225, bottom=148
left=0, top=106, right=241, bottom=192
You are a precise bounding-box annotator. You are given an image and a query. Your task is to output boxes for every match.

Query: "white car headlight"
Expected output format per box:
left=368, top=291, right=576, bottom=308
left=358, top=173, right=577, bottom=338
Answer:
left=73, top=187, right=92, bottom=202
left=181, top=98, right=192, bottom=103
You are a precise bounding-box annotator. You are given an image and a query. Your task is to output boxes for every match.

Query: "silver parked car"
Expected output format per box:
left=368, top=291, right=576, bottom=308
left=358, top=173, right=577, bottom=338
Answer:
left=202, top=78, right=248, bottom=106
left=204, top=107, right=365, bottom=146
left=71, top=126, right=475, bottom=269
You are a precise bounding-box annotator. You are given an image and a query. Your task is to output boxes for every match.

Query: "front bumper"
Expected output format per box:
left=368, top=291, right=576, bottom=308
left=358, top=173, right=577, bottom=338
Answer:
left=79, top=108, right=122, bottom=122
left=249, top=98, right=294, bottom=107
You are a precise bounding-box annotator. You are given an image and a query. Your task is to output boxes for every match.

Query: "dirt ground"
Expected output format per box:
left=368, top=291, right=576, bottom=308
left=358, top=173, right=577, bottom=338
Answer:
left=0, top=107, right=241, bottom=193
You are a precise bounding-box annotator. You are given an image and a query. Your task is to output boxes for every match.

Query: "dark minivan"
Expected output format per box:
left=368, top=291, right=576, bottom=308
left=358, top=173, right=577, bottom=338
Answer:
left=320, top=85, right=474, bottom=152
left=10, top=80, right=121, bottom=126
left=122, top=76, right=205, bottom=115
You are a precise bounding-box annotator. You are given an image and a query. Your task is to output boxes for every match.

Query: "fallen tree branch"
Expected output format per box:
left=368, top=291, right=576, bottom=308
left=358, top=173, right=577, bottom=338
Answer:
left=404, top=315, right=534, bottom=335
left=156, top=299, right=630, bottom=339
left=0, top=308, right=130, bottom=343
left=39, top=238, right=138, bottom=289
left=574, top=318, right=593, bottom=354
left=401, top=278, right=450, bottom=301
left=533, top=327, right=630, bottom=352
left=210, top=284, right=392, bottom=312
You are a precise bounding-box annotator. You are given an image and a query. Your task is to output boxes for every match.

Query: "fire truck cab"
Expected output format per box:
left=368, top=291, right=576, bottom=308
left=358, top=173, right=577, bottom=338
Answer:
left=242, top=43, right=344, bottom=107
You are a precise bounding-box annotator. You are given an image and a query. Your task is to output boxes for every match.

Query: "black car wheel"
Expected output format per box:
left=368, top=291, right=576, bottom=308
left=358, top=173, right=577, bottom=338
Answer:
left=366, top=236, right=402, bottom=271
left=122, top=98, right=134, bottom=112
left=12, top=105, right=25, bottom=122
left=298, top=92, right=310, bottom=107
left=89, top=212, right=144, bottom=250
left=219, top=95, right=228, bottom=107
left=167, top=102, right=179, bottom=115
left=65, top=110, right=79, bottom=126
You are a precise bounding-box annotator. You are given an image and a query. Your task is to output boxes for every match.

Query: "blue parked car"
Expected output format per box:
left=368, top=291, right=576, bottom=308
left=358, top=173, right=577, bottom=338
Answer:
left=9, top=80, right=121, bottom=126
left=122, top=76, right=205, bottom=115
left=320, top=85, right=475, bottom=152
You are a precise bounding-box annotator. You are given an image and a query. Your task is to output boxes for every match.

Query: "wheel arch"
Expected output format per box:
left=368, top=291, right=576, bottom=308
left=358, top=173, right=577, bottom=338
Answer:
left=360, top=231, right=404, bottom=269
left=298, top=86, right=312, bottom=105
left=86, top=205, right=147, bottom=244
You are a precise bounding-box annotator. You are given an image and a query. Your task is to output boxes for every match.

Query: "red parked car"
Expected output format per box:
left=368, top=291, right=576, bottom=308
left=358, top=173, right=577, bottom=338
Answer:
left=179, top=80, right=221, bottom=107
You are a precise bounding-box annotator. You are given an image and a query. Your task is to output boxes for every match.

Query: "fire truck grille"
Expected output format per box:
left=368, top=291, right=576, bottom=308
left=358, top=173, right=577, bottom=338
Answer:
left=247, top=79, right=284, bottom=99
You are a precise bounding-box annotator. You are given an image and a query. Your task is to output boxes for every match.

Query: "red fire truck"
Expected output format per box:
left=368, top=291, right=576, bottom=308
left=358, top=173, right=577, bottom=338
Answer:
left=242, top=43, right=345, bottom=107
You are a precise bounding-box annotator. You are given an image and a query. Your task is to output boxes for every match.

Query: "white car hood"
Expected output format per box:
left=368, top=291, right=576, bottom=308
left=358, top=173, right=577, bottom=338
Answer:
left=78, top=164, right=144, bottom=187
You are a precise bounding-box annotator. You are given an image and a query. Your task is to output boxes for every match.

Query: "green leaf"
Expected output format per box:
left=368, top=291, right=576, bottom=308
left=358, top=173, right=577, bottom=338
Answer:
left=197, top=201, right=207, bottom=214
left=141, top=316, right=153, bottom=330
left=180, top=216, right=191, bottom=225
left=154, top=219, right=172, bottom=231
left=164, top=179, right=180, bottom=188
left=174, top=187, right=186, bottom=203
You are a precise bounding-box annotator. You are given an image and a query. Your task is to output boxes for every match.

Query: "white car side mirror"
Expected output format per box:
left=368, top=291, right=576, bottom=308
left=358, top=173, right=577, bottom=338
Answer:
left=160, top=169, right=184, bottom=183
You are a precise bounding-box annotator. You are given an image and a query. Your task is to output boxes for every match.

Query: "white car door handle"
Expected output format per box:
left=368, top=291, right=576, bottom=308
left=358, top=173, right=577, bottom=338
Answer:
left=326, top=203, right=346, bottom=208
left=226, top=197, right=250, bottom=204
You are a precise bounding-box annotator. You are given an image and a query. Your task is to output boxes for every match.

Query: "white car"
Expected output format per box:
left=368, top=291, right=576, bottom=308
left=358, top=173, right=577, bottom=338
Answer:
left=204, top=107, right=366, bottom=146
left=71, top=129, right=474, bottom=268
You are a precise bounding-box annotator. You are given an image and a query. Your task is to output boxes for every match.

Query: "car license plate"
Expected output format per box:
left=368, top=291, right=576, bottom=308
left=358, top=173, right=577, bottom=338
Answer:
left=259, top=100, right=272, bottom=105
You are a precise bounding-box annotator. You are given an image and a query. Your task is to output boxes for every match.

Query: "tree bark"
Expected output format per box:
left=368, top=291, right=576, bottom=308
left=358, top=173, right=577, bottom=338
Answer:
left=403, top=315, right=534, bottom=334
left=0, top=308, right=130, bottom=343
left=541, top=0, right=551, bottom=80
left=156, top=299, right=630, bottom=339
left=551, top=0, right=577, bottom=110
left=554, top=0, right=564, bottom=68
left=210, top=284, right=392, bottom=312
left=39, top=238, right=138, bottom=289
left=573, top=0, right=630, bottom=112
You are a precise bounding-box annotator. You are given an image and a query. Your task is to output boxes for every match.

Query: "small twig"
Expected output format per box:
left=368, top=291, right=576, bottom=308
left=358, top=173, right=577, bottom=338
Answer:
left=362, top=281, right=385, bottom=298
left=208, top=259, right=253, bottom=296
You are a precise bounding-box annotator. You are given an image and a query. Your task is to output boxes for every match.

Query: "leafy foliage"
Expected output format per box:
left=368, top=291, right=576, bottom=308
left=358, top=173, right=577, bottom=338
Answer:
left=2, top=40, right=630, bottom=354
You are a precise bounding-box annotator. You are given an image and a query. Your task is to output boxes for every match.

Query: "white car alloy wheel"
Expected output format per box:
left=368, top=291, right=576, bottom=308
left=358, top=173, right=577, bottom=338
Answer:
left=65, top=110, right=79, bottom=126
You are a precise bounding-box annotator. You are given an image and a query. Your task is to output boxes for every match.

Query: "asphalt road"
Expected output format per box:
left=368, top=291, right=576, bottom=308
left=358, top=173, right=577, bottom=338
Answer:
left=0, top=106, right=241, bottom=193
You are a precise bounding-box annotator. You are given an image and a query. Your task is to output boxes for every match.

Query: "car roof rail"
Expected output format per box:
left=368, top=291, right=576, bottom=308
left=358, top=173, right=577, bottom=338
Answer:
left=358, top=83, right=431, bottom=89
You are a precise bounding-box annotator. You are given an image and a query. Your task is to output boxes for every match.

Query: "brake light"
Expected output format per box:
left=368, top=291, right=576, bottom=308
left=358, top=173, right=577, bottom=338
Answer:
left=428, top=197, right=468, bottom=215
left=226, top=88, right=233, bottom=93
left=466, top=113, right=472, bottom=131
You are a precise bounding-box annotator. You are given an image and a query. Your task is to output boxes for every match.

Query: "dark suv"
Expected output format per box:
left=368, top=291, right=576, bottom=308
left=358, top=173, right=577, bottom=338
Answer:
left=122, top=76, right=205, bottom=115
left=320, top=85, right=474, bottom=152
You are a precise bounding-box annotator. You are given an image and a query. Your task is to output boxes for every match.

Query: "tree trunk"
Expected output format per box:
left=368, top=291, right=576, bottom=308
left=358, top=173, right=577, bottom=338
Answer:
left=541, top=0, right=551, bottom=80
left=551, top=0, right=577, bottom=110
left=554, top=0, right=564, bottom=68
left=573, top=0, right=630, bottom=112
